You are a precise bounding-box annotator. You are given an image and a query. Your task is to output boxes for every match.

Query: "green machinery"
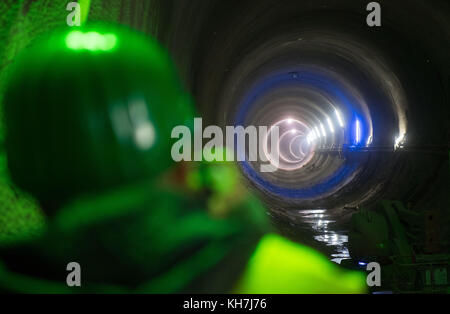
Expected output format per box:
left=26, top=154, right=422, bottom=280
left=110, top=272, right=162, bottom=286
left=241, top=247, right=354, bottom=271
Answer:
left=345, top=200, right=450, bottom=293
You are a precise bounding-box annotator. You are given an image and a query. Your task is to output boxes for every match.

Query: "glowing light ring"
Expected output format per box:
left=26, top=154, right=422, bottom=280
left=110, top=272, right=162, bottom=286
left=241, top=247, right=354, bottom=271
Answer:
left=234, top=70, right=368, bottom=199
left=262, top=118, right=313, bottom=171
left=289, top=134, right=306, bottom=159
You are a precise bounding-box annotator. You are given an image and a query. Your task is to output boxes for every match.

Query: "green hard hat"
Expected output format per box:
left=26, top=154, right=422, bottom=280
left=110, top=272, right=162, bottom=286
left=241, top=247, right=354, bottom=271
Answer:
left=3, top=23, right=194, bottom=209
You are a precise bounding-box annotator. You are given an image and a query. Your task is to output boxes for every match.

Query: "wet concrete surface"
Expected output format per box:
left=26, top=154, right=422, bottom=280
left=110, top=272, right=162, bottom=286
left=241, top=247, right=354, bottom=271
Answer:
left=269, top=207, right=358, bottom=264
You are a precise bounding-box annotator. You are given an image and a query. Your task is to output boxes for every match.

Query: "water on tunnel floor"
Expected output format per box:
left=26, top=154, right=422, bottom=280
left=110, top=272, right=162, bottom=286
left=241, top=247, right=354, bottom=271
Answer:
left=269, top=207, right=355, bottom=264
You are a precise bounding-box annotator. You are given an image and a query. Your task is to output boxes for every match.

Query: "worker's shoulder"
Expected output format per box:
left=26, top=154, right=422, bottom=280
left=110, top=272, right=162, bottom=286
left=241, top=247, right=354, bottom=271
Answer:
left=51, top=180, right=181, bottom=229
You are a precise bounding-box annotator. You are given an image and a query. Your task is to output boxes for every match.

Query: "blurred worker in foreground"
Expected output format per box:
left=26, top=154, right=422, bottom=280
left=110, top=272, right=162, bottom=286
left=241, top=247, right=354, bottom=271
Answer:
left=0, top=23, right=366, bottom=294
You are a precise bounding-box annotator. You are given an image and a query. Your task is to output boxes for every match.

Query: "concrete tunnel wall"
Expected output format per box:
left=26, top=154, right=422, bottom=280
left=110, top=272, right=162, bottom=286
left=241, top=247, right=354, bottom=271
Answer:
left=159, top=0, right=449, bottom=213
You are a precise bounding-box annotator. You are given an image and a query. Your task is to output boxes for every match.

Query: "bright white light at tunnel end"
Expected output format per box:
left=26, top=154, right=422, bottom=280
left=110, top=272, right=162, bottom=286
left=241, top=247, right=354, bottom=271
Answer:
left=263, top=117, right=316, bottom=171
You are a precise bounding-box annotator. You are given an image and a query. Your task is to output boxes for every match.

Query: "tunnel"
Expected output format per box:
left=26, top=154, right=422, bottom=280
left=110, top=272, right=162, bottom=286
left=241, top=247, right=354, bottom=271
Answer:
left=0, top=0, right=449, bottom=294
left=147, top=0, right=450, bottom=262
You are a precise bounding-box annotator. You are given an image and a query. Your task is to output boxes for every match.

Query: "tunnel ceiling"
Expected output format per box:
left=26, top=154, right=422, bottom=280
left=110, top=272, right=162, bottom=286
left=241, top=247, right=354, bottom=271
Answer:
left=161, top=0, right=449, bottom=214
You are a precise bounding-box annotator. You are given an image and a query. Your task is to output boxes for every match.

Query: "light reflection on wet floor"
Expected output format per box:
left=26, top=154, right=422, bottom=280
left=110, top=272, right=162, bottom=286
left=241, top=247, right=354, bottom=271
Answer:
left=296, top=209, right=350, bottom=264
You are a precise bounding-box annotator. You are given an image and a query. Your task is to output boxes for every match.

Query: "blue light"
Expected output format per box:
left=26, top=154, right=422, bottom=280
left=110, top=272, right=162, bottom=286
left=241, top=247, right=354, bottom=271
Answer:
left=350, top=115, right=368, bottom=148
left=234, top=69, right=364, bottom=199
left=355, top=119, right=361, bottom=144
left=358, top=261, right=367, bottom=266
